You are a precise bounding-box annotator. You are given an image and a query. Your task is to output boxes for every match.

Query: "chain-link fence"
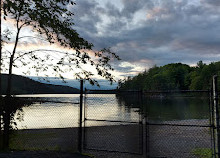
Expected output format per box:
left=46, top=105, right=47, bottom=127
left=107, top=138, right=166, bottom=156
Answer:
left=83, top=90, right=144, bottom=156
left=0, top=79, right=219, bottom=158
left=1, top=94, right=81, bottom=152
left=145, top=90, right=214, bottom=158
left=82, top=89, right=217, bottom=158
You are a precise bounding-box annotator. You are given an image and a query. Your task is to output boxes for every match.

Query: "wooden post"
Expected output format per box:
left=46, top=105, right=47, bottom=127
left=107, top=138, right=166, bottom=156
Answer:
left=78, top=80, right=83, bottom=153
left=213, top=75, right=220, bottom=157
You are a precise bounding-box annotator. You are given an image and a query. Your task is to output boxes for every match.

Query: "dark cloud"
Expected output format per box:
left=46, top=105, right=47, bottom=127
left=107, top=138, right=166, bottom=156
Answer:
left=202, top=0, right=220, bottom=6
left=112, top=63, right=134, bottom=73
left=72, top=0, right=103, bottom=35
left=72, top=0, right=220, bottom=75
left=121, top=0, right=145, bottom=19
left=105, top=2, right=121, bottom=18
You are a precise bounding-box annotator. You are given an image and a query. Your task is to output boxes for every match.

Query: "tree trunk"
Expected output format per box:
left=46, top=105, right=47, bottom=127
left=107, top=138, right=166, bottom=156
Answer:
left=3, top=18, right=21, bottom=150
left=3, top=98, right=10, bottom=150
left=0, top=0, right=3, bottom=150
left=6, top=16, right=21, bottom=96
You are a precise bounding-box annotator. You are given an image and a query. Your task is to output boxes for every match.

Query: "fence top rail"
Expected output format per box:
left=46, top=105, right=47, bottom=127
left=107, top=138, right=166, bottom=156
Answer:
left=85, top=89, right=117, bottom=92
left=143, top=90, right=211, bottom=93
left=85, top=89, right=211, bottom=93
left=85, top=89, right=117, bottom=94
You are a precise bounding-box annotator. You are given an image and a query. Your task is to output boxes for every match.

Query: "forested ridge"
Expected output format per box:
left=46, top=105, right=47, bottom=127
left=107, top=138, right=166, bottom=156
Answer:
left=118, top=61, right=220, bottom=91
left=1, top=74, right=79, bottom=94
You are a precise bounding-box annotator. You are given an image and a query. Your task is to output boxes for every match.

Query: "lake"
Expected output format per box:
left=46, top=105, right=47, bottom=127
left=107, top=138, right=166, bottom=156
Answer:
left=14, top=94, right=211, bottom=129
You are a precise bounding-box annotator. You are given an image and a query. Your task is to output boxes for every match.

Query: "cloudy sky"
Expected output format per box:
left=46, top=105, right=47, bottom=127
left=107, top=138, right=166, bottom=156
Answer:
left=70, top=0, right=220, bottom=78
left=2, top=0, right=220, bottom=89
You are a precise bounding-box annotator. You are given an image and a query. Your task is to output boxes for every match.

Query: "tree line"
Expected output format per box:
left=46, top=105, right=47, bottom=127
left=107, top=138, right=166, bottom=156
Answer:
left=118, top=61, right=220, bottom=91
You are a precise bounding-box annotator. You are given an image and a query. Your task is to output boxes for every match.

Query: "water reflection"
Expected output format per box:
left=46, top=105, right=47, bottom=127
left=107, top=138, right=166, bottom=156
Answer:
left=84, top=94, right=140, bottom=126
left=15, top=103, right=79, bottom=129
left=15, top=94, right=80, bottom=129
left=14, top=94, right=211, bottom=129
left=116, top=94, right=210, bottom=121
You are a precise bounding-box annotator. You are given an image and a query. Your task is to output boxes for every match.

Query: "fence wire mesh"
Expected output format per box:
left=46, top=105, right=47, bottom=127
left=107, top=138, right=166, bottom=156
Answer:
left=83, top=91, right=144, bottom=155
left=145, top=91, right=214, bottom=158
left=1, top=94, right=81, bottom=152
left=147, top=125, right=212, bottom=158
left=0, top=88, right=219, bottom=158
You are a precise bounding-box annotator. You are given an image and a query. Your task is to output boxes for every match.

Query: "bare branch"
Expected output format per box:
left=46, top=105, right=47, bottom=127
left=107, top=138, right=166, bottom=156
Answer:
left=18, top=36, right=48, bottom=42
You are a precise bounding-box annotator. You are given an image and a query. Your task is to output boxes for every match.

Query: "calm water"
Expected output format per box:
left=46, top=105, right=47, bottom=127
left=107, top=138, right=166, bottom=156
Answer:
left=14, top=94, right=210, bottom=129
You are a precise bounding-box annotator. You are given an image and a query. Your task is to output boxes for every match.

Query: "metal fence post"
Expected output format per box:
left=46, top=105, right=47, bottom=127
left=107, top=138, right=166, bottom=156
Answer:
left=209, top=88, right=215, bottom=157
left=213, top=75, right=220, bottom=158
left=78, top=80, right=83, bottom=153
left=83, top=88, right=87, bottom=150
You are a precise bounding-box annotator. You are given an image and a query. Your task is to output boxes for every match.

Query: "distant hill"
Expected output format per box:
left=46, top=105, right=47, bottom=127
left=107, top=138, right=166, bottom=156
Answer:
left=1, top=74, right=79, bottom=94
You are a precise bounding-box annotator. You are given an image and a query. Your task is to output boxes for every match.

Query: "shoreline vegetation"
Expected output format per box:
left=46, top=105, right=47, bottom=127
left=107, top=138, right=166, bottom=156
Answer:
left=118, top=61, right=220, bottom=91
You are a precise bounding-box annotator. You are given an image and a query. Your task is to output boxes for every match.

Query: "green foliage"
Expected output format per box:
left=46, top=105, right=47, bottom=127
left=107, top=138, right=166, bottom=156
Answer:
left=118, top=61, right=220, bottom=91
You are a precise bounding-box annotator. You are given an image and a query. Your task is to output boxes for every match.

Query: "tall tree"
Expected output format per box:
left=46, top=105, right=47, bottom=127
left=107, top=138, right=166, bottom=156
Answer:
left=2, top=0, right=119, bottom=96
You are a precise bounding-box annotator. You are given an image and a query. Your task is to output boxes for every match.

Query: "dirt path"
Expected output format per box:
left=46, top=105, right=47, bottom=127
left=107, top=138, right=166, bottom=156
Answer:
left=147, top=119, right=212, bottom=158
left=0, top=151, right=92, bottom=158
left=8, top=125, right=146, bottom=158
left=2, top=120, right=211, bottom=158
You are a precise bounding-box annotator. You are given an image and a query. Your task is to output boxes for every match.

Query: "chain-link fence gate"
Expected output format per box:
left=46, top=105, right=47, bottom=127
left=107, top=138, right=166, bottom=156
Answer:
left=145, top=90, right=213, bottom=157
left=83, top=90, right=145, bottom=155
left=145, top=86, right=220, bottom=158
left=82, top=88, right=219, bottom=157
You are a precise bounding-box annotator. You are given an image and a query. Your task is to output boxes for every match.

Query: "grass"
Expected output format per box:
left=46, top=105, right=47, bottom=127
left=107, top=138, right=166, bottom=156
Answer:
left=9, top=131, right=62, bottom=151
left=192, top=148, right=212, bottom=158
